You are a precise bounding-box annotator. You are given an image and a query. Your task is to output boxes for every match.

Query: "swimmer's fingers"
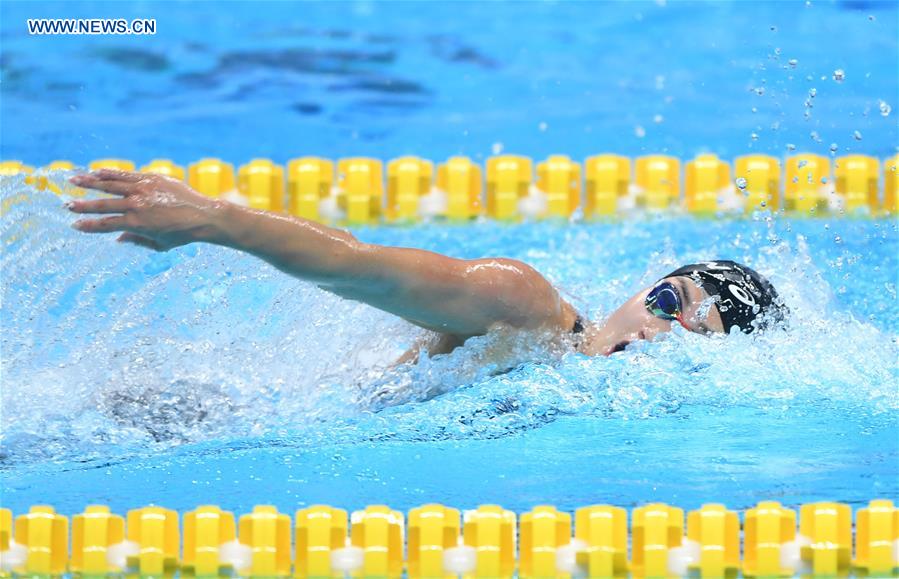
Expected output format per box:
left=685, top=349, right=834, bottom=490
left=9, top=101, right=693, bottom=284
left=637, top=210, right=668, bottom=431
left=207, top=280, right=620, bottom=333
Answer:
left=66, top=198, right=130, bottom=215
left=89, top=169, right=146, bottom=183
left=71, top=216, right=127, bottom=234
left=69, top=173, right=142, bottom=196
left=117, top=233, right=162, bottom=251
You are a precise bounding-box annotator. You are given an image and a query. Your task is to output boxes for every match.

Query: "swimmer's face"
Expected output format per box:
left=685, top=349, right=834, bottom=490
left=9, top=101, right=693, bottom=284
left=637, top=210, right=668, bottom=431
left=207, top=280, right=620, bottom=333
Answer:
left=584, top=275, right=725, bottom=356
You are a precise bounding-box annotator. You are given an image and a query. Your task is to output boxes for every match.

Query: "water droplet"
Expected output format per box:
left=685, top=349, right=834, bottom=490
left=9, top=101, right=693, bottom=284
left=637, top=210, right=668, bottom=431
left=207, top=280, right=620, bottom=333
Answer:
left=821, top=176, right=829, bottom=184
left=760, top=200, right=767, bottom=207
left=634, top=125, right=646, bottom=138
left=833, top=69, right=845, bottom=82
left=798, top=160, right=809, bottom=168
left=770, top=25, right=777, bottom=32
left=538, top=122, right=548, bottom=132
left=853, top=130, right=862, bottom=140
left=868, top=14, right=875, bottom=21
left=751, top=132, right=759, bottom=141
left=754, top=87, right=766, bottom=96
left=788, top=58, right=798, bottom=68
left=653, top=114, right=664, bottom=124
left=774, top=47, right=782, bottom=56
left=492, top=142, right=504, bottom=155
left=751, top=107, right=758, bottom=113
left=810, top=130, right=821, bottom=142
left=834, top=235, right=842, bottom=244
left=808, top=88, right=817, bottom=98
left=830, top=143, right=839, bottom=154
left=787, top=143, right=796, bottom=151
left=879, top=100, right=891, bottom=117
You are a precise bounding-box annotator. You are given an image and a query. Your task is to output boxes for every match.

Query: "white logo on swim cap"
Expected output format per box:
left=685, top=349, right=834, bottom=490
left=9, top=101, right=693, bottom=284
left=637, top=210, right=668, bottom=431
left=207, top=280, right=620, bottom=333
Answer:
left=729, top=284, right=756, bottom=306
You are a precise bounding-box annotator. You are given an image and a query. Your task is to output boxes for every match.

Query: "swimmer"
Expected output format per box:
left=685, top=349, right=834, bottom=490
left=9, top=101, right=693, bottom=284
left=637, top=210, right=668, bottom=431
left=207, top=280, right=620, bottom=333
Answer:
left=67, top=169, right=786, bottom=359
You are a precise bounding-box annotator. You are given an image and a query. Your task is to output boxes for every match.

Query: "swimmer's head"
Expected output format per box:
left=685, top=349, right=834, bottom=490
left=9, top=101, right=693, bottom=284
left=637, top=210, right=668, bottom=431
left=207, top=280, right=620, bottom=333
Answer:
left=583, top=260, right=786, bottom=356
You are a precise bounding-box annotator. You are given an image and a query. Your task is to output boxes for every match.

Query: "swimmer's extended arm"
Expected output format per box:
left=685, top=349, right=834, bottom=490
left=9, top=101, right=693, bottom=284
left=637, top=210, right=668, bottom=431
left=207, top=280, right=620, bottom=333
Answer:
left=69, top=169, right=575, bottom=338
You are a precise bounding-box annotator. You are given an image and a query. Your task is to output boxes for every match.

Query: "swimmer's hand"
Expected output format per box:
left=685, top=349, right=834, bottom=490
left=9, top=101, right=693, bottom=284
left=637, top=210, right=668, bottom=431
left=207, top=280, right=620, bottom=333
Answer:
left=68, top=169, right=225, bottom=251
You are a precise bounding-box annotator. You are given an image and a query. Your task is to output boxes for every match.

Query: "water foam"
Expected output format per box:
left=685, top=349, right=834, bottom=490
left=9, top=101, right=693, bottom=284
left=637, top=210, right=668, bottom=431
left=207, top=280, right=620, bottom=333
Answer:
left=2, top=174, right=897, bottom=470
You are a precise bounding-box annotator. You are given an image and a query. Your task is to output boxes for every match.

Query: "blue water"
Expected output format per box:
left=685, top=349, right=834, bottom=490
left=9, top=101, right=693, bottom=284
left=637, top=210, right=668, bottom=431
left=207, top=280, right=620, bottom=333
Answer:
left=1, top=1, right=896, bottom=163
left=2, top=1, right=898, bottom=517
left=3, top=178, right=898, bottom=513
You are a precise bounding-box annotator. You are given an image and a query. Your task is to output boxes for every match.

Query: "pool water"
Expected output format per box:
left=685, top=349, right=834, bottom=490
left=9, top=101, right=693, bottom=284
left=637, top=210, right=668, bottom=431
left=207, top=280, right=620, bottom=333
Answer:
left=1, top=0, right=898, bottom=515
left=2, top=178, right=897, bottom=513
left=1, top=1, right=896, bottom=163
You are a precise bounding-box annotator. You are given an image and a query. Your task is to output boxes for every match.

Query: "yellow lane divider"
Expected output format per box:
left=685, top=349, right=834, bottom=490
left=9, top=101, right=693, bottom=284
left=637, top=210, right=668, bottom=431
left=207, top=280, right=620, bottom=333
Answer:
left=2, top=154, right=897, bottom=222
left=188, top=158, right=234, bottom=198
left=407, top=503, right=459, bottom=579
left=685, top=504, right=740, bottom=578
left=573, top=505, right=629, bottom=578
left=126, top=506, right=180, bottom=576
left=734, top=154, right=781, bottom=212
left=537, top=155, right=581, bottom=218
left=0, top=500, right=897, bottom=577
left=585, top=154, right=631, bottom=218
left=183, top=505, right=236, bottom=577
left=520, top=505, right=571, bottom=578
left=387, top=156, right=433, bottom=223
left=685, top=154, right=731, bottom=215
left=437, top=155, right=483, bottom=220
left=635, top=155, right=681, bottom=211
left=239, top=505, right=292, bottom=577
left=743, top=501, right=796, bottom=577
left=463, top=505, right=517, bottom=577
left=88, top=159, right=136, bottom=172
left=71, top=505, right=125, bottom=575
left=487, top=155, right=533, bottom=221
left=631, top=503, right=684, bottom=578
left=239, top=159, right=285, bottom=213
left=295, top=505, right=347, bottom=579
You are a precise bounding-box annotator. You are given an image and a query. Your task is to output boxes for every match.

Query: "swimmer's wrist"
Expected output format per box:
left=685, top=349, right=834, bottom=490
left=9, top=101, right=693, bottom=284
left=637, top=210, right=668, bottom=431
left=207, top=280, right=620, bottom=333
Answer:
left=198, top=199, right=238, bottom=246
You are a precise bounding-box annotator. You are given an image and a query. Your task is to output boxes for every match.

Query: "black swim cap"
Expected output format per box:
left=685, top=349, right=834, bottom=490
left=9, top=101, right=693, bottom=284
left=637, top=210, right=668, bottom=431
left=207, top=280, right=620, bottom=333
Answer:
left=662, top=260, right=785, bottom=334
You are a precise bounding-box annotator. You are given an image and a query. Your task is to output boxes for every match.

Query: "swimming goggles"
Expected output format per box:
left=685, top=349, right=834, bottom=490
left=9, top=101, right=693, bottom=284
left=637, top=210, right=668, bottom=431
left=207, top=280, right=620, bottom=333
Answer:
left=645, top=281, right=682, bottom=322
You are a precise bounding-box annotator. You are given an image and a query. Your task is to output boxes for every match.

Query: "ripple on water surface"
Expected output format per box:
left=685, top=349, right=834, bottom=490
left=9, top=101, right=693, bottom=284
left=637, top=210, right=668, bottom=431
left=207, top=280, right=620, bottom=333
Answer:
left=1, top=175, right=897, bottom=512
